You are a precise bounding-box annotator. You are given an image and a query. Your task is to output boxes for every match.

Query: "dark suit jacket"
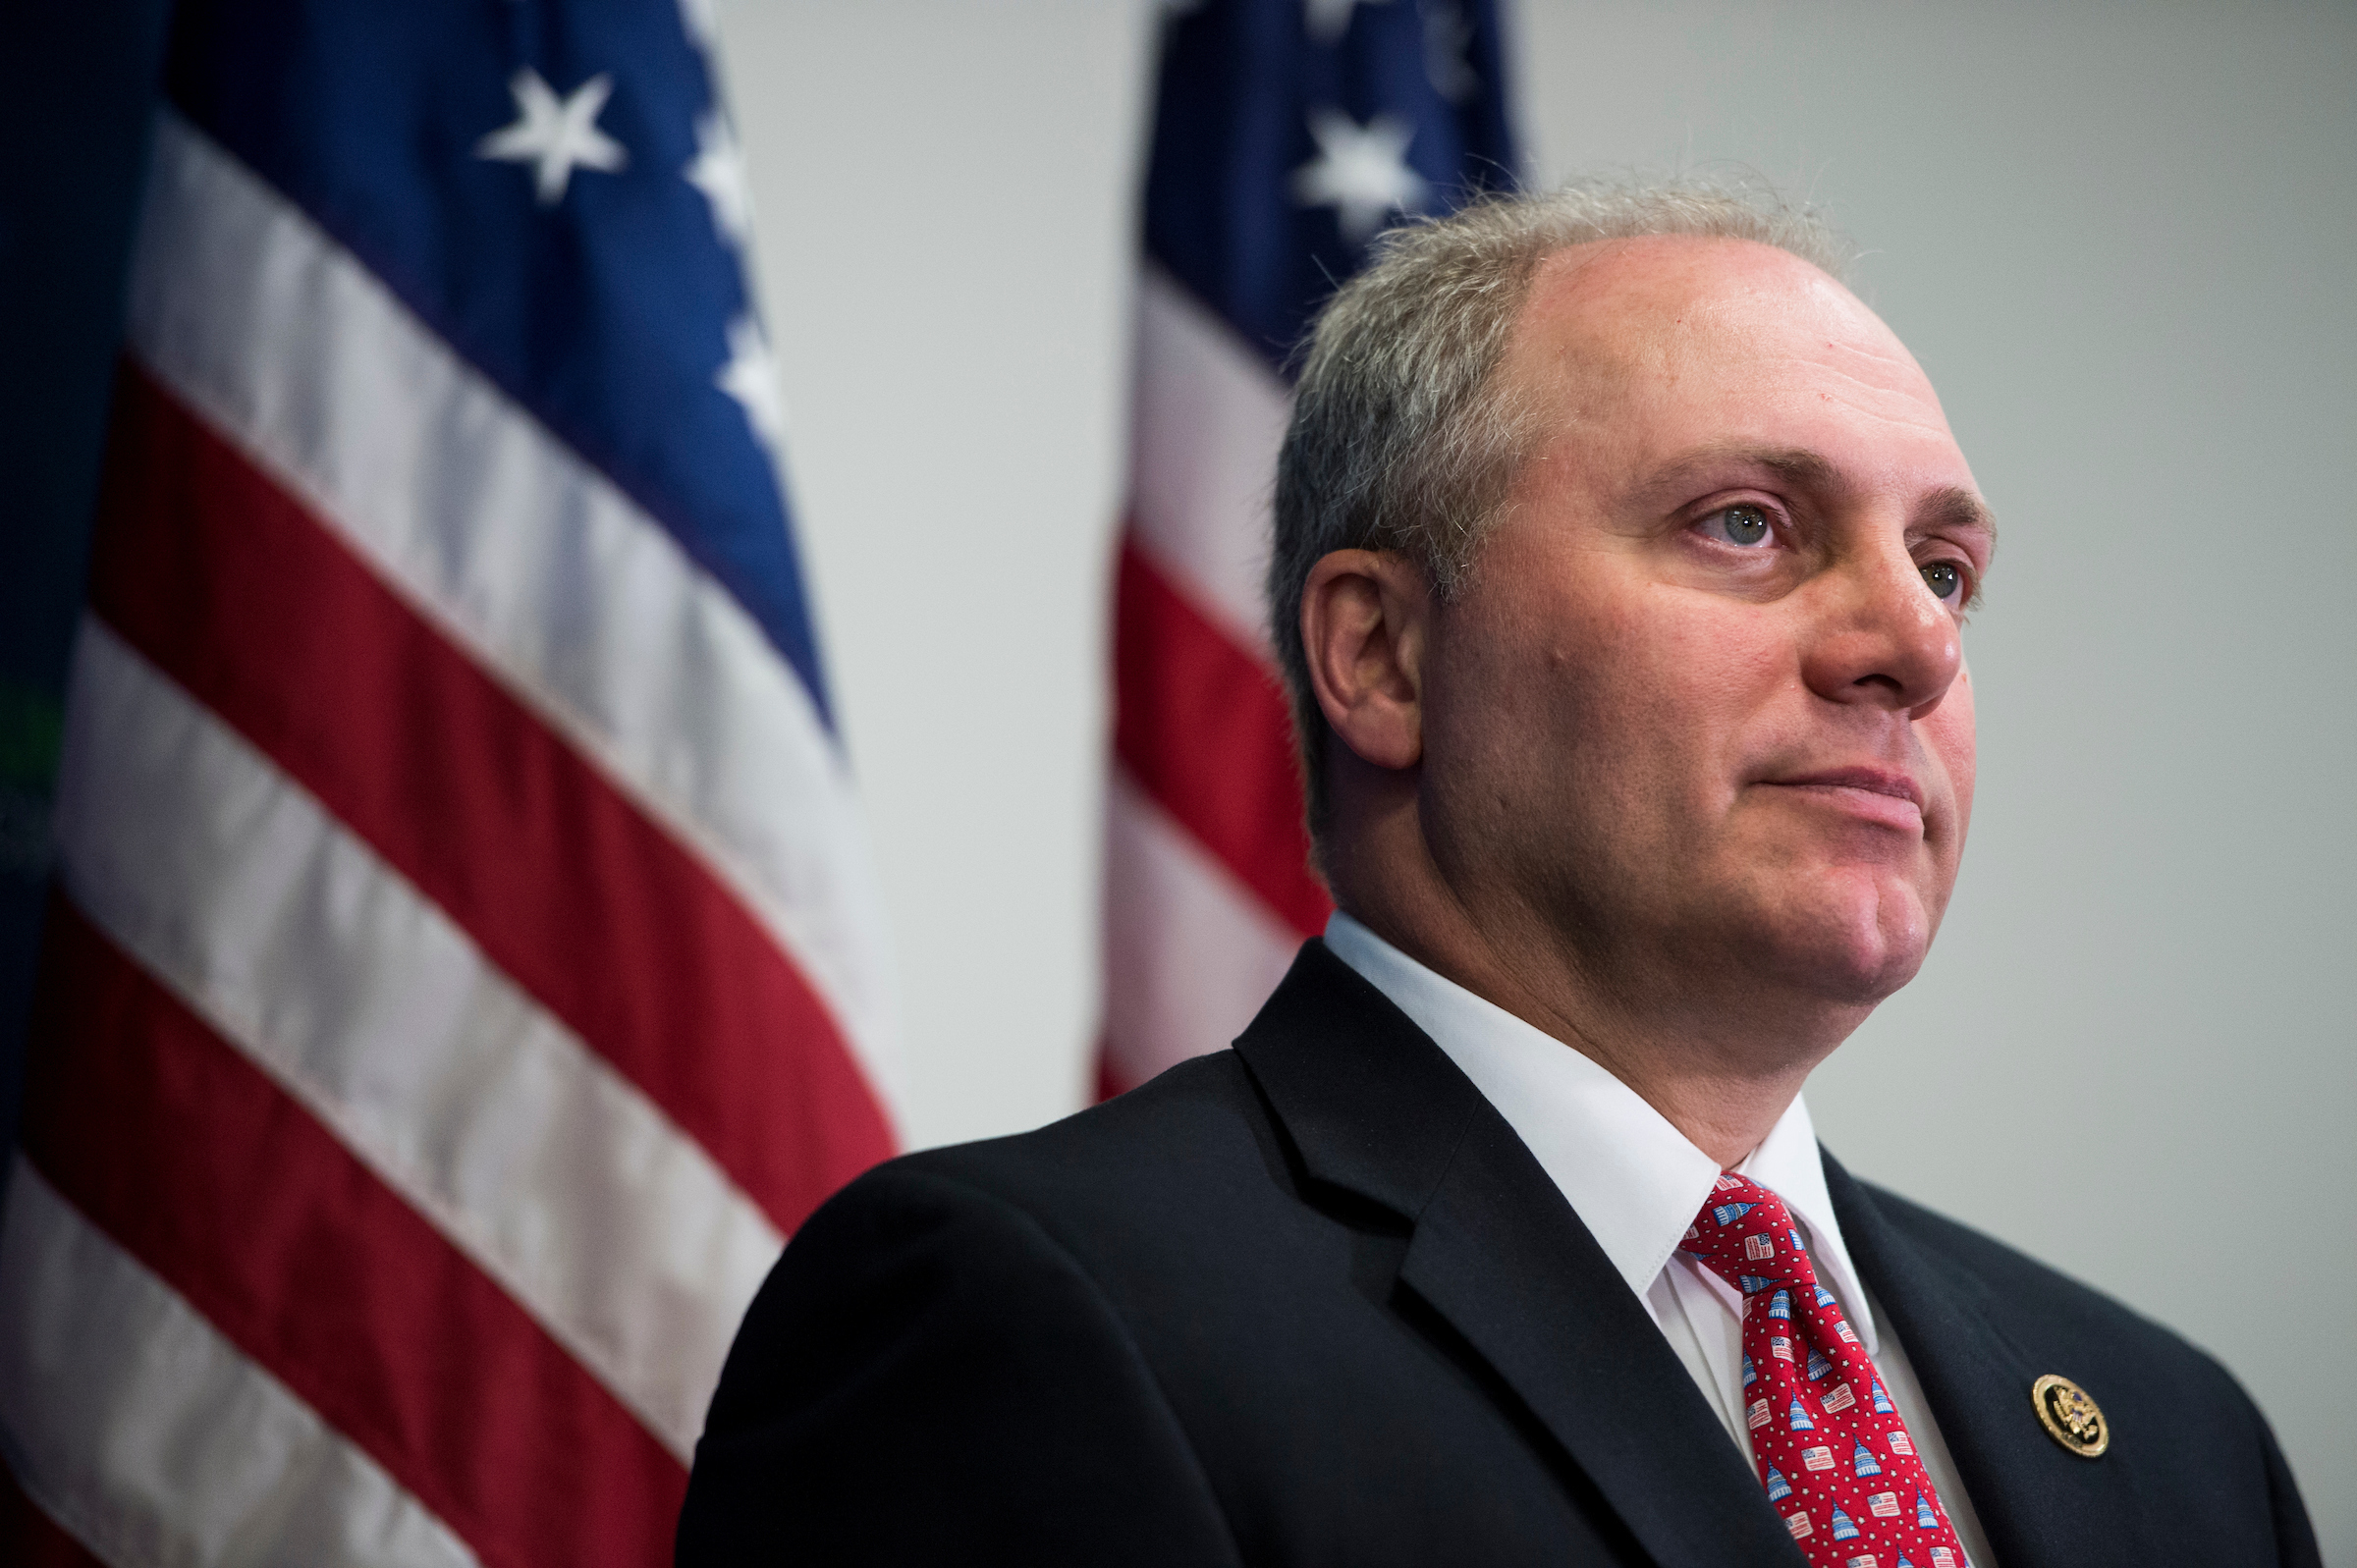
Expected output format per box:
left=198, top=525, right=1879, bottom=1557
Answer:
left=679, top=942, right=2320, bottom=1565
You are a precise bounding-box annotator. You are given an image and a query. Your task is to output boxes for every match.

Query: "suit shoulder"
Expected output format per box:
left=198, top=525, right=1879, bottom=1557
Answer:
left=862, top=1049, right=1283, bottom=1224
left=698, top=1048, right=1284, bottom=1490
left=724, top=1046, right=1283, bottom=1414
left=1855, top=1177, right=2249, bottom=1396
left=685, top=1069, right=1248, bottom=1565
left=1848, top=1176, right=2319, bottom=1560
left=1857, top=1178, right=2135, bottom=1320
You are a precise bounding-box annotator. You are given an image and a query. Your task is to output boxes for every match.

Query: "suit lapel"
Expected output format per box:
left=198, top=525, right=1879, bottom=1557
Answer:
left=1826, top=1153, right=2101, bottom=1568
left=1236, top=944, right=1803, bottom=1568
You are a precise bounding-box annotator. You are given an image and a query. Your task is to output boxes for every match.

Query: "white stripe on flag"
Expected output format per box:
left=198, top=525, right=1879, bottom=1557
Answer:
left=124, top=108, right=903, bottom=1126
left=0, top=1158, right=478, bottom=1568
left=1102, top=770, right=1300, bottom=1087
left=1126, top=265, right=1294, bottom=658
left=51, top=617, right=781, bottom=1460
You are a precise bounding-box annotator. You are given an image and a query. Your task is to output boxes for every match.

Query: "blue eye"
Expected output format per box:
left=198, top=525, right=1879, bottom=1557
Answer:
left=1702, top=504, right=1774, bottom=547
left=1921, top=561, right=1964, bottom=601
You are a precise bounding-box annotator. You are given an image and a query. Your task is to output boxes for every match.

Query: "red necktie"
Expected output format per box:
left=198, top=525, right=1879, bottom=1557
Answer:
left=1679, top=1173, right=1970, bottom=1568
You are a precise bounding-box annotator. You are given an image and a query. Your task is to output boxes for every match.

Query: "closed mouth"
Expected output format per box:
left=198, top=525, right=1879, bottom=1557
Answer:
left=1764, top=767, right=1926, bottom=814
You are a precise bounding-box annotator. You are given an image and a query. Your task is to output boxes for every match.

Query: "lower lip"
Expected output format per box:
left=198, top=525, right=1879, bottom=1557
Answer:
left=1764, top=783, right=1925, bottom=831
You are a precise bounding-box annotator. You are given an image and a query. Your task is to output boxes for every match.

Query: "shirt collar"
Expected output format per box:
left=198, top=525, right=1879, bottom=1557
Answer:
left=1323, top=912, right=1878, bottom=1354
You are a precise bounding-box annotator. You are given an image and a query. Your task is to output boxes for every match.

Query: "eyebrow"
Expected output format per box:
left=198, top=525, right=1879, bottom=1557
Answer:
left=1633, top=445, right=1839, bottom=502
left=1912, top=485, right=2000, bottom=548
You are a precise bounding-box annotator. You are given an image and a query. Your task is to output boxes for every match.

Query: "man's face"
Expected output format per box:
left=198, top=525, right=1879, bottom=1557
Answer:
left=1417, top=236, right=1992, bottom=1020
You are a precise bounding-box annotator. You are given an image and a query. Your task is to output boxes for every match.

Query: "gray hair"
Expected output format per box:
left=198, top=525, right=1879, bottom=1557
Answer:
left=1267, top=174, right=1858, bottom=846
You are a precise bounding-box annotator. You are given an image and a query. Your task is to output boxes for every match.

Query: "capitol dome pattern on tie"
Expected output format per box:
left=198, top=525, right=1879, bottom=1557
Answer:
left=1679, top=1172, right=1970, bottom=1568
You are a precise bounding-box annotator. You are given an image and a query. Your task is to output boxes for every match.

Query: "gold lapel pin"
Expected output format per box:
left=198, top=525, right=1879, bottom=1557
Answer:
left=2031, top=1374, right=2109, bottom=1458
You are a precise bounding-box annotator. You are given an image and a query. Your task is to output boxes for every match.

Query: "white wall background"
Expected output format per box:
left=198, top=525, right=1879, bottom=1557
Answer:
left=715, top=2, right=2355, bottom=1553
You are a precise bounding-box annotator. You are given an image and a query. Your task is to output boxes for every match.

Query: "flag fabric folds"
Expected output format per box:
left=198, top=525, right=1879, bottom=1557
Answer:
left=0, top=1, right=900, bottom=1561
left=1101, top=0, right=1517, bottom=1096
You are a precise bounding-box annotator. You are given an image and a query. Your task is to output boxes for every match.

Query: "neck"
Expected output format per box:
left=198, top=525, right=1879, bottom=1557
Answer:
left=1325, top=799, right=1858, bottom=1170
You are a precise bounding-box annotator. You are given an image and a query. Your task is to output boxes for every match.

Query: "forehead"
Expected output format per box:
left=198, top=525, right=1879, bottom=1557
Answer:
left=1503, top=235, right=1971, bottom=495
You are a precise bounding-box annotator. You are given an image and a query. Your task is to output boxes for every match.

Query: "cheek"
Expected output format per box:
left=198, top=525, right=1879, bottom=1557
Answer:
left=1440, top=544, right=1787, bottom=806
left=1508, top=597, right=1790, bottom=871
left=1587, top=592, right=1790, bottom=775
left=1928, top=668, right=1977, bottom=832
left=1423, top=572, right=1632, bottom=823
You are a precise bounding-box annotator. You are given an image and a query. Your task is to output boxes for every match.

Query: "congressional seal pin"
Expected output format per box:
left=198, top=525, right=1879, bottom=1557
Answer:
left=2030, top=1374, right=2109, bottom=1458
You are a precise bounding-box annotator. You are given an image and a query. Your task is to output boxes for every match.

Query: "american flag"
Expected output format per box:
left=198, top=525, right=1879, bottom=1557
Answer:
left=0, top=0, right=898, bottom=1561
left=1101, top=0, right=1517, bottom=1096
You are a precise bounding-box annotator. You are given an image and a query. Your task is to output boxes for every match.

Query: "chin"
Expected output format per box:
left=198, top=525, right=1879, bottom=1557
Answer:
left=1753, top=871, right=1939, bottom=1006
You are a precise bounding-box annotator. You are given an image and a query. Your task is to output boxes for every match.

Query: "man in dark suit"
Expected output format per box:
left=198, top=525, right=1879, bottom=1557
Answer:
left=678, top=183, right=2321, bottom=1564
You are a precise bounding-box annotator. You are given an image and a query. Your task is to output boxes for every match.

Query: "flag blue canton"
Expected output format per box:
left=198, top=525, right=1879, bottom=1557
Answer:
left=159, top=0, right=834, bottom=723
left=1143, top=0, right=1516, bottom=374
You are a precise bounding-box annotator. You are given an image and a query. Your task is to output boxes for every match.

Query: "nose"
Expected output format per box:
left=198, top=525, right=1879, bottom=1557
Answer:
left=1799, top=533, right=1963, bottom=719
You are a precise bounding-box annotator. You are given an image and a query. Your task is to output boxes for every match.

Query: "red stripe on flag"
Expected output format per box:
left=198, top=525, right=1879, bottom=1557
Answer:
left=87, top=363, right=890, bottom=1233
left=20, top=894, right=685, bottom=1568
left=1113, top=534, right=1331, bottom=937
left=0, top=1465, right=106, bottom=1568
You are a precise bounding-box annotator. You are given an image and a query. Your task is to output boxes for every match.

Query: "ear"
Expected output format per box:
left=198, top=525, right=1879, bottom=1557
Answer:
left=1300, top=549, right=1431, bottom=773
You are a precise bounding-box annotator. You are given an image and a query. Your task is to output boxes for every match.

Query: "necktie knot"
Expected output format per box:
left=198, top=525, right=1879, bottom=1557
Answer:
left=1679, top=1171, right=1815, bottom=1294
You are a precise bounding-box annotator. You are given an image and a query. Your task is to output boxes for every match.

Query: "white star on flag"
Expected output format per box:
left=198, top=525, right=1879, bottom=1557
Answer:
left=477, top=69, right=629, bottom=205
left=718, top=313, right=787, bottom=450
left=1291, top=108, right=1427, bottom=244
left=685, top=109, right=754, bottom=246
left=1304, top=0, right=1390, bottom=45
left=677, top=0, right=721, bottom=53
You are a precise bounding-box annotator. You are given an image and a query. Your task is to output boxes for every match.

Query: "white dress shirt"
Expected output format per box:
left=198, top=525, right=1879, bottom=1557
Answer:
left=1326, top=913, right=1997, bottom=1564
